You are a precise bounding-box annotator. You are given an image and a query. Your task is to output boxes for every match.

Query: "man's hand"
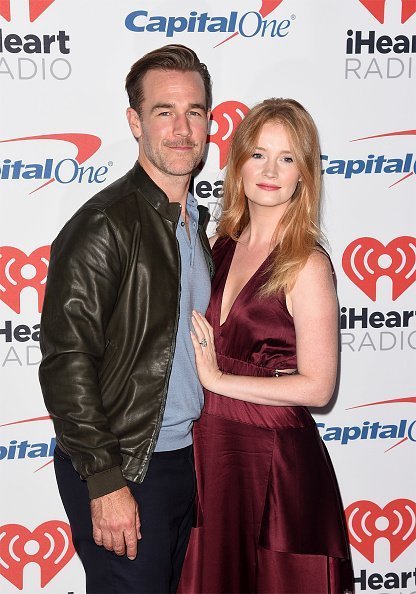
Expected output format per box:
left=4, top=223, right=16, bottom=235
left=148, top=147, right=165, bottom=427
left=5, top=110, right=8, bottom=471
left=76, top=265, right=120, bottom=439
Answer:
left=90, top=486, right=141, bottom=559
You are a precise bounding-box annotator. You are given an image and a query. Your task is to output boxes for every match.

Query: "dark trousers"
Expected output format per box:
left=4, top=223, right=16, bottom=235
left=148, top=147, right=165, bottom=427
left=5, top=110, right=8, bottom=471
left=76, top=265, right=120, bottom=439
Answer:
left=54, top=445, right=195, bottom=594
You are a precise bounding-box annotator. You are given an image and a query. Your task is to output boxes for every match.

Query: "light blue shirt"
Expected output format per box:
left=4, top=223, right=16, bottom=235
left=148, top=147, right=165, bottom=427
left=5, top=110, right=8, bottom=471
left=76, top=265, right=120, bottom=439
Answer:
left=155, top=194, right=211, bottom=451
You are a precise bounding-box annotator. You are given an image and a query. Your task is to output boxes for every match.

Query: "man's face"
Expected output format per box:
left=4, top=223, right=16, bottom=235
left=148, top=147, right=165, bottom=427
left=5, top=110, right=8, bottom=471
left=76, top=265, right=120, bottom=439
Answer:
left=127, top=69, right=210, bottom=183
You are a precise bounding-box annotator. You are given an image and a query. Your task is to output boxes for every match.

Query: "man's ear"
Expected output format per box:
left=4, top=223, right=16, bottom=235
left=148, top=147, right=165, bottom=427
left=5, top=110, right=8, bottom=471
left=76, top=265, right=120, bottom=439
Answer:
left=126, top=107, right=142, bottom=139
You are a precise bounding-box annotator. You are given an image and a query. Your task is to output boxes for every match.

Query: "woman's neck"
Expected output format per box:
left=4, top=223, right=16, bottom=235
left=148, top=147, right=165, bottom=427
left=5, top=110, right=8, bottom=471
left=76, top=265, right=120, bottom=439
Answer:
left=240, top=206, right=286, bottom=251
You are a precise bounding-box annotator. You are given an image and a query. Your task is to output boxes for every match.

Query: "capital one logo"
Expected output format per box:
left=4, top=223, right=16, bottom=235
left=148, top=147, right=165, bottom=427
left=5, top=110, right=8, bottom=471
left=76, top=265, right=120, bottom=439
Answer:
left=358, top=0, right=416, bottom=23
left=0, top=133, right=103, bottom=194
left=0, top=0, right=57, bottom=22
left=347, top=395, right=416, bottom=452
left=345, top=499, right=416, bottom=562
left=0, top=521, right=75, bottom=589
left=217, top=0, right=286, bottom=47
left=207, top=101, right=249, bottom=169
left=0, top=246, right=50, bottom=313
left=342, top=236, right=416, bottom=301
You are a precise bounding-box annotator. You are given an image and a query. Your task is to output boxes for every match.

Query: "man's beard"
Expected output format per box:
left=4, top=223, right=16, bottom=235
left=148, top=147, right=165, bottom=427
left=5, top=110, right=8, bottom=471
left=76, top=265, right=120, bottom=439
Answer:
left=142, top=139, right=203, bottom=176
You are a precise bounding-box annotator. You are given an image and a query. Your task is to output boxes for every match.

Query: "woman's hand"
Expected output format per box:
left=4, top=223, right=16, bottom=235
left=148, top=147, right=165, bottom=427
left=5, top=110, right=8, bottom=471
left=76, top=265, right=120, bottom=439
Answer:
left=191, top=311, right=223, bottom=392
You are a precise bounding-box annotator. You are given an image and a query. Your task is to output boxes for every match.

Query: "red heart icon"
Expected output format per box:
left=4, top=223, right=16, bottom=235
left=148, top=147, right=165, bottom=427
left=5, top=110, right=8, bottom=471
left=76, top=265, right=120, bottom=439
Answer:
left=208, top=101, right=249, bottom=169
left=358, top=0, right=416, bottom=24
left=0, top=521, right=75, bottom=589
left=345, top=499, right=416, bottom=562
left=0, top=246, right=50, bottom=313
left=342, top=236, right=416, bottom=301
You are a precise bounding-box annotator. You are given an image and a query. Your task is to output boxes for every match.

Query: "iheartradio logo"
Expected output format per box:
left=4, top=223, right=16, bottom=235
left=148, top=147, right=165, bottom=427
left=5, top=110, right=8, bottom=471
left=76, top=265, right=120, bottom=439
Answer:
left=0, top=0, right=57, bottom=22
left=0, top=246, right=50, bottom=313
left=342, top=236, right=416, bottom=301
left=208, top=101, right=249, bottom=169
left=358, top=0, right=416, bottom=24
left=345, top=499, right=416, bottom=562
left=0, top=521, right=75, bottom=589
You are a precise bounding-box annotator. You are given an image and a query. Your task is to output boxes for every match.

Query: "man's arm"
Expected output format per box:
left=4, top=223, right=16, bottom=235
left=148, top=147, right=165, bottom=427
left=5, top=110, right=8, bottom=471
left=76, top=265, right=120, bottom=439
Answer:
left=39, top=207, right=141, bottom=557
left=39, top=207, right=125, bottom=494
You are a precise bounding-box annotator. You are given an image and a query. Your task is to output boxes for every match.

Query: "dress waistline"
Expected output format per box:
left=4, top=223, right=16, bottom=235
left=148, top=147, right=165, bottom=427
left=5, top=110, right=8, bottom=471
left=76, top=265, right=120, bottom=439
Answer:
left=203, top=390, right=317, bottom=431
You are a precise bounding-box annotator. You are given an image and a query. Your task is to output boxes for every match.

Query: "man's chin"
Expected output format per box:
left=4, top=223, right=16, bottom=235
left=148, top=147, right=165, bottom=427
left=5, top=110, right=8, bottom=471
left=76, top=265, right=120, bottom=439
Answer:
left=164, top=161, right=202, bottom=177
left=167, top=168, right=197, bottom=177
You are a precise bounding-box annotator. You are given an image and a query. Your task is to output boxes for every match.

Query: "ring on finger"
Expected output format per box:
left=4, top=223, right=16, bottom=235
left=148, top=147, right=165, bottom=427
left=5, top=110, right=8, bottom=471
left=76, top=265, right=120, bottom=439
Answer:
left=199, top=338, right=208, bottom=347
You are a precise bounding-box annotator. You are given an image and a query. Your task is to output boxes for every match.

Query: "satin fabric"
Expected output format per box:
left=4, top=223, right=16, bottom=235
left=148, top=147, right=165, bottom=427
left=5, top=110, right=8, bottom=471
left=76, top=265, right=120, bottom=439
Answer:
left=178, top=236, right=354, bottom=593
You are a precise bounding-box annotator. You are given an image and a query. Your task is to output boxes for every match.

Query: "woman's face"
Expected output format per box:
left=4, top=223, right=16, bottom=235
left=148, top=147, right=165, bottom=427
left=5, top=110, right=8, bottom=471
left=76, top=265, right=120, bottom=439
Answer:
left=241, top=121, right=301, bottom=214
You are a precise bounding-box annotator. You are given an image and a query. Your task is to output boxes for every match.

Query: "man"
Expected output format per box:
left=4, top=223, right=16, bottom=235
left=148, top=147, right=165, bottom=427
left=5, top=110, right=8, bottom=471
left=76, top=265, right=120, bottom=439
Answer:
left=39, top=44, right=213, bottom=594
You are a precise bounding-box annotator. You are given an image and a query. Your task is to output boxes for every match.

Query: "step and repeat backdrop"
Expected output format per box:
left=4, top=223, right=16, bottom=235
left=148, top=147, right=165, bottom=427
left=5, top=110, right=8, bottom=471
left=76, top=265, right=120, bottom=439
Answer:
left=1, top=1, right=415, bottom=593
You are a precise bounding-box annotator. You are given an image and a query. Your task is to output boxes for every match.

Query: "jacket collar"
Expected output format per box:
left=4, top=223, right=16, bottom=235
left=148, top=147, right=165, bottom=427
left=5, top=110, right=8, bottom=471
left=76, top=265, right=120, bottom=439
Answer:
left=130, top=161, right=182, bottom=223
left=130, top=161, right=214, bottom=278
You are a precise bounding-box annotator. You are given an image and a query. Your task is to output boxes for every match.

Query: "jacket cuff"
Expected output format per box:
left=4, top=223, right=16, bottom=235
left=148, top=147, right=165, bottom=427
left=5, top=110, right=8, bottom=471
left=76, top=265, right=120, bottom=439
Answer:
left=86, top=466, right=127, bottom=500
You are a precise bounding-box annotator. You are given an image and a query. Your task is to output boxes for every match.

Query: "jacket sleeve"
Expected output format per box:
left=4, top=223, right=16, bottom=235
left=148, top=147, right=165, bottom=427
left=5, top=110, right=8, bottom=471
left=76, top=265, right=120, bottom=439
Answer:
left=39, top=207, right=127, bottom=499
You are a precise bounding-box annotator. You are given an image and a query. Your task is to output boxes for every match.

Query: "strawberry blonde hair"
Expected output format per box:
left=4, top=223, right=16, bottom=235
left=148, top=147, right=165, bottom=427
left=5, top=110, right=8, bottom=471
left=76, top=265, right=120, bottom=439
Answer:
left=217, top=97, right=324, bottom=295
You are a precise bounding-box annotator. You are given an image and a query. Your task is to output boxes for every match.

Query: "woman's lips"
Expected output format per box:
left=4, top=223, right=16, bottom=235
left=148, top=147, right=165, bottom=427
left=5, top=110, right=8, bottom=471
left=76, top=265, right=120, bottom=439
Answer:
left=256, top=183, right=281, bottom=191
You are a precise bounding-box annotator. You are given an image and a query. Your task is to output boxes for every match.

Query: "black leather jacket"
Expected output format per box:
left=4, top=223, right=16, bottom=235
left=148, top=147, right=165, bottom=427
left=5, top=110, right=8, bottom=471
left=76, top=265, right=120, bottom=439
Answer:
left=39, top=163, right=214, bottom=499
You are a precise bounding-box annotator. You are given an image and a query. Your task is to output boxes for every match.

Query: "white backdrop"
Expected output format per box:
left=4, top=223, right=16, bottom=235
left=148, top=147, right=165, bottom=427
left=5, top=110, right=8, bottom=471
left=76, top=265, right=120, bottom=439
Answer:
left=1, top=1, right=415, bottom=593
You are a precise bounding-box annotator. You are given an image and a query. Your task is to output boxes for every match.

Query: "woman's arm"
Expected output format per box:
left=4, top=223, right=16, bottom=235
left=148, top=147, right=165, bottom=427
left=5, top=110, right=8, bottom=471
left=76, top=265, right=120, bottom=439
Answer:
left=191, top=251, right=339, bottom=407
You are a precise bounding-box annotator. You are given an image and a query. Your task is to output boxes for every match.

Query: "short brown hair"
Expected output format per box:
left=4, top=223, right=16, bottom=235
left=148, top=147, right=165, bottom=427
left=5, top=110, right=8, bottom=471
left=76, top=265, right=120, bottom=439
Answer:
left=125, top=44, right=212, bottom=114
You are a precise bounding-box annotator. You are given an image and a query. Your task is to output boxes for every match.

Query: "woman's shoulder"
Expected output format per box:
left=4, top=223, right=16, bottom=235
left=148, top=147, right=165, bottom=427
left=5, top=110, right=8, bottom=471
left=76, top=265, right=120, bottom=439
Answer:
left=296, top=248, right=336, bottom=292
left=311, top=245, right=331, bottom=265
left=312, top=244, right=336, bottom=280
left=314, top=243, right=331, bottom=260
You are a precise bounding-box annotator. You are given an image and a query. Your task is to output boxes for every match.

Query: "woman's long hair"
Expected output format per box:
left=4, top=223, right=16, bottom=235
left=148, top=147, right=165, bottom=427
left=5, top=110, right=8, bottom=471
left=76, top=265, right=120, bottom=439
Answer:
left=217, top=97, right=324, bottom=295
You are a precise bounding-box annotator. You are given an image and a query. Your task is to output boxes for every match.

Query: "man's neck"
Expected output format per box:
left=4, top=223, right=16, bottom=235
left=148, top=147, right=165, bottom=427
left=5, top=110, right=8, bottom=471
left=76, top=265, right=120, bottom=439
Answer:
left=138, top=159, right=190, bottom=210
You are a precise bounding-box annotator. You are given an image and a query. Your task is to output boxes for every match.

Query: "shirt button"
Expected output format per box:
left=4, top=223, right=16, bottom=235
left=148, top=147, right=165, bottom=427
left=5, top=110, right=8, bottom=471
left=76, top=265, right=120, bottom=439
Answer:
left=181, top=221, right=185, bottom=226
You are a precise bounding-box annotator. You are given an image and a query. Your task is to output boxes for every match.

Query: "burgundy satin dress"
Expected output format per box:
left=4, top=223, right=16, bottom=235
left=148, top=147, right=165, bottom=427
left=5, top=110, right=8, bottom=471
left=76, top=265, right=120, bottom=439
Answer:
left=178, top=236, right=354, bottom=594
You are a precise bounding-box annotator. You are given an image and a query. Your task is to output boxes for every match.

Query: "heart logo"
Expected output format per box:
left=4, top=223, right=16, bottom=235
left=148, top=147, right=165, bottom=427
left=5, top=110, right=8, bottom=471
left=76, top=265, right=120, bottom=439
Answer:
left=345, top=499, right=416, bottom=562
left=0, top=246, right=50, bottom=313
left=342, top=236, right=416, bottom=301
left=0, top=521, right=75, bottom=589
left=208, top=101, right=249, bottom=169
left=0, top=0, right=56, bottom=22
left=358, top=0, right=416, bottom=24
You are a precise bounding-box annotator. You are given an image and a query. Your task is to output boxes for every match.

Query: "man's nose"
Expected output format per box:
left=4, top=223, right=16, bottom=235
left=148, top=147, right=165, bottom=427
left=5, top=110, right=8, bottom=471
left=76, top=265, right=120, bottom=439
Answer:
left=173, top=113, right=192, bottom=136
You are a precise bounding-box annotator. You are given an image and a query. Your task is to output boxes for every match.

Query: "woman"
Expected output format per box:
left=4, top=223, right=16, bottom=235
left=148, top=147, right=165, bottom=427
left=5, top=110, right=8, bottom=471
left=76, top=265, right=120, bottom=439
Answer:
left=178, top=98, right=354, bottom=594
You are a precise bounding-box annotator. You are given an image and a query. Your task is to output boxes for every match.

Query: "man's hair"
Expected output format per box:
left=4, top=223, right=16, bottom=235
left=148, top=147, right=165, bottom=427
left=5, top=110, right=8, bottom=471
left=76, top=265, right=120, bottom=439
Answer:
left=125, top=44, right=212, bottom=114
